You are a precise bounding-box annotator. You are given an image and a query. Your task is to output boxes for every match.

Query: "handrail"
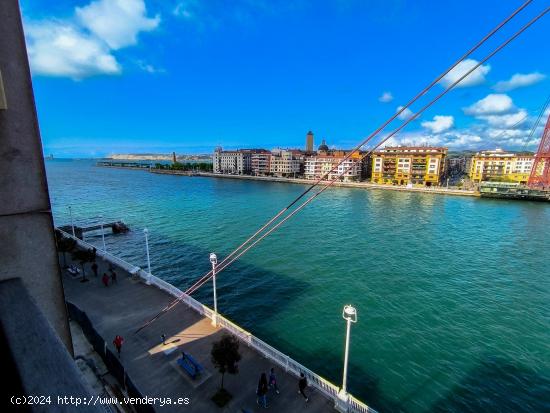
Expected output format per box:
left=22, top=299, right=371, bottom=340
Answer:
left=57, top=229, right=377, bottom=413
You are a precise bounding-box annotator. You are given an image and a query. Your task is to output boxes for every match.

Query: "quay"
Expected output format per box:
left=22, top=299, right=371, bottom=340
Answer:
left=60, top=230, right=375, bottom=413
left=95, top=162, right=478, bottom=198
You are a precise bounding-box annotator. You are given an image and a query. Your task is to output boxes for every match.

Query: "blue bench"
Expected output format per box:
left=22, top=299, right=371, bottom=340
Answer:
left=177, top=352, right=203, bottom=380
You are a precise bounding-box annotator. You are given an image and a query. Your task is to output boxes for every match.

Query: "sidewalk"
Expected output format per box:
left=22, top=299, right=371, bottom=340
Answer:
left=63, top=255, right=337, bottom=412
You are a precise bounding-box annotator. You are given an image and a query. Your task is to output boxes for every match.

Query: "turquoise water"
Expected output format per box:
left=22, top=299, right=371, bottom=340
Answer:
left=46, top=159, right=550, bottom=413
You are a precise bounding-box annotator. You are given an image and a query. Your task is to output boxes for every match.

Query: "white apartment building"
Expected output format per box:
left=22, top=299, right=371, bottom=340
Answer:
left=304, top=155, right=361, bottom=182
left=213, top=147, right=251, bottom=175
left=270, top=149, right=304, bottom=177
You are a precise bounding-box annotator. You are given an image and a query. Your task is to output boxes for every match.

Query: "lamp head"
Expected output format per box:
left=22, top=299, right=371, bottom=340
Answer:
left=342, top=305, right=357, bottom=323
left=209, top=253, right=218, bottom=265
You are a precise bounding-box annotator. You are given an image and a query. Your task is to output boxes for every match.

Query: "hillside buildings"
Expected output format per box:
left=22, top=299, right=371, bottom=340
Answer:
left=371, top=146, right=448, bottom=186
left=469, top=149, right=534, bottom=184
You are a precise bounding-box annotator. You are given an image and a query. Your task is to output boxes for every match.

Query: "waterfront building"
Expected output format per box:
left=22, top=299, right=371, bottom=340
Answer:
left=304, top=151, right=362, bottom=182
left=469, top=149, right=534, bottom=184
left=270, top=149, right=305, bottom=177
left=305, top=131, right=314, bottom=153
left=251, top=150, right=272, bottom=176
left=371, top=146, right=448, bottom=186
left=213, top=147, right=252, bottom=175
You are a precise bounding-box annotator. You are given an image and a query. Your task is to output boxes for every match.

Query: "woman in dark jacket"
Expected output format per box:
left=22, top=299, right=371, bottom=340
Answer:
left=256, top=372, right=268, bottom=408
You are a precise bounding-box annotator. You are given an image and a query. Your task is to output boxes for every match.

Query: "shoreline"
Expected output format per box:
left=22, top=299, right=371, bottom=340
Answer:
left=158, top=169, right=479, bottom=197
left=97, top=164, right=478, bottom=197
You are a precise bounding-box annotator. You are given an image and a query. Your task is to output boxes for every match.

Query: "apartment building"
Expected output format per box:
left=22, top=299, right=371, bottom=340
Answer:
left=469, top=149, right=534, bottom=183
left=371, top=146, right=448, bottom=186
left=270, top=149, right=304, bottom=177
left=304, top=151, right=362, bottom=182
left=213, top=147, right=252, bottom=175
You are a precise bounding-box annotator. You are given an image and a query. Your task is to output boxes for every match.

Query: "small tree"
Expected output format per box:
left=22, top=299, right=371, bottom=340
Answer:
left=72, top=249, right=94, bottom=282
left=211, top=334, right=241, bottom=390
left=55, top=231, right=77, bottom=268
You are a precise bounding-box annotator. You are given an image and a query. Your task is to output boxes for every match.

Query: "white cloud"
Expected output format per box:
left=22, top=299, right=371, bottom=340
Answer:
left=378, top=91, right=393, bottom=103
left=396, top=105, right=415, bottom=121
left=493, top=72, right=546, bottom=92
left=76, top=0, right=160, bottom=50
left=421, top=115, right=454, bottom=133
left=25, top=0, right=160, bottom=79
left=463, top=94, right=514, bottom=116
left=478, top=110, right=528, bottom=128
left=440, top=59, right=491, bottom=88
left=25, top=21, right=121, bottom=79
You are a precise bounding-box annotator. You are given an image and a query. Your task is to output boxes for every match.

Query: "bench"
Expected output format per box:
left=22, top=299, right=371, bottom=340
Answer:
left=177, top=352, right=203, bottom=380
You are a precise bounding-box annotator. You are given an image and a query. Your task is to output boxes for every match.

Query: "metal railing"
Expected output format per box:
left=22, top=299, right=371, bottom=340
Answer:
left=57, top=229, right=377, bottom=413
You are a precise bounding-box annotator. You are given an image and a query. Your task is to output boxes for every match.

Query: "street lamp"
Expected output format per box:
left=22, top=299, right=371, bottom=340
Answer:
left=68, top=205, right=75, bottom=237
left=336, top=304, right=357, bottom=412
left=144, top=229, right=152, bottom=285
left=99, top=215, right=106, bottom=251
left=210, top=253, right=218, bottom=327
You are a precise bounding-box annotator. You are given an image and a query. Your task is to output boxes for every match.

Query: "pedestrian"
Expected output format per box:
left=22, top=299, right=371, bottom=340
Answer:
left=91, top=262, right=98, bottom=277
left=113, top=335, right=124, bottom=357
left=110, top=270, right=117, bottom=284
left=269, top=367, right=279, bottom=394
left=161, top=334, right=166, bottom=345
left=102, top=272, right=109, bottom=287
left=256, top=372, right=268, bottom=408
left=298, top=373, right=309, bottom=402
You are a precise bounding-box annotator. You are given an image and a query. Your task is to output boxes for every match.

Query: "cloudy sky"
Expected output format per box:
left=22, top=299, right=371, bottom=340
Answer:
left=20, top=0, right=550, bottom=157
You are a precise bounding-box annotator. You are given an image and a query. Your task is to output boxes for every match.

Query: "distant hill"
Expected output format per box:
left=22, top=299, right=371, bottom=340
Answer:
left=108, top=153, right=212, bottom=161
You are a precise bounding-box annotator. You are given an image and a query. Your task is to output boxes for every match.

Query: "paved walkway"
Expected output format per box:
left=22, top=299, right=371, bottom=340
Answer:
left=63, top=255, right=337, bottom=412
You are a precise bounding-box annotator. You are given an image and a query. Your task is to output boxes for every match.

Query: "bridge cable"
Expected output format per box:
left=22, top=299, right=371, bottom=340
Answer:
left=134, top=1, right=546, bottom=334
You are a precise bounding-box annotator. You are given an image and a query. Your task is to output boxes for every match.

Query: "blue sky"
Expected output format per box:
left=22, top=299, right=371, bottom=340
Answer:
left=21, top=0, right=550, bottom=157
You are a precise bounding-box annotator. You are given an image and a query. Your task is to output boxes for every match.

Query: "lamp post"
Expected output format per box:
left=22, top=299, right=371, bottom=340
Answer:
left=99, top=215, right=106, bottom=251
left=144, top=229, right=152, bottom=285
left=210, top=253, right=218, bottom=327
left=68, top=205, right=75, bottom=237
left=336, top=304, right=357, bottom=412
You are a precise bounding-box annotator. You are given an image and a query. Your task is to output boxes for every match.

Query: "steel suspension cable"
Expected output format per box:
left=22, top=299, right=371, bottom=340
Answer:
left=182, top=4, right=550, bottom=297
left=134, top=1, right=544, bottom=334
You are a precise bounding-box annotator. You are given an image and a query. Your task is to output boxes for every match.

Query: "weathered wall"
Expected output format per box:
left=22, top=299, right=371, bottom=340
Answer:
left=0, top=0, right=72, bottom=351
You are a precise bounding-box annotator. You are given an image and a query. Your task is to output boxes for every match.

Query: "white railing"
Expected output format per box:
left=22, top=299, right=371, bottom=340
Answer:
left=57, top=229, right=377, bottom=413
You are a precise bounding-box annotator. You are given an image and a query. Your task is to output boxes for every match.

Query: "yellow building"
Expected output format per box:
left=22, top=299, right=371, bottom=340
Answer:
left=469, top=149, right=534, bottom=184
left=371, top=146, right=448, bottom=186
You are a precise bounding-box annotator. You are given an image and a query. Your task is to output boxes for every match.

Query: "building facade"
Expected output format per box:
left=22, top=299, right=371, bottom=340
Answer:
left=270, top=149, right=304, bottom=177
left=213, top=147, right=251, bottom=175
left=304, top=151, right=362, bottom=182
left=371, top=146, right=448, bottom=186
left=469, top=149, right=534, bottom=183
left=251, top=150, right=272, bottom=176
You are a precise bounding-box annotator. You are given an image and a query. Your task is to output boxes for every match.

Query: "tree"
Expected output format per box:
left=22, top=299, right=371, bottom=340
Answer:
left=71, top=248, right=94, bottom=282
left=211, top=334, right=241, bottom=390
left=55, top=231, right=77, bottom=268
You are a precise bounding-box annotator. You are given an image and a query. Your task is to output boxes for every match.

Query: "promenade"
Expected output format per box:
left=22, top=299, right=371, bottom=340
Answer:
left=63, top=253, right=339, bottom=412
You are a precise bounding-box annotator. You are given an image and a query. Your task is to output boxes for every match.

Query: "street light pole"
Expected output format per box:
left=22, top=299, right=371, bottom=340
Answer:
left=210, top=253, right=218, bottom=327
left=144, top=229, right=152, bottom=285
left=68, top=206, right=75, bottom=237
left=99, top=215, right=106, bottom=251
left=336, top=305, right=357, bottom=412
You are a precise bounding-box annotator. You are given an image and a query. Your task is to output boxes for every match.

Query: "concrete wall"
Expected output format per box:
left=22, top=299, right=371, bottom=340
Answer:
left=0, top=0, right=72, bottom=351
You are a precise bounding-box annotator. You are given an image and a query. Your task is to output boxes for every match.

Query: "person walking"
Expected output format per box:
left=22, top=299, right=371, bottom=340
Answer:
left=91, top=262, right=98, bottom=277
left=113, top=335, right=124, bottom=357
left=269, top=367, right=279, bottom=394
left=256, top=372, right=268, bottom=408
left=102, top=272, right=109, bottom=287
left=298, top=373, right=309, bottom=402
left=110, top=270, right=117, bottom=284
